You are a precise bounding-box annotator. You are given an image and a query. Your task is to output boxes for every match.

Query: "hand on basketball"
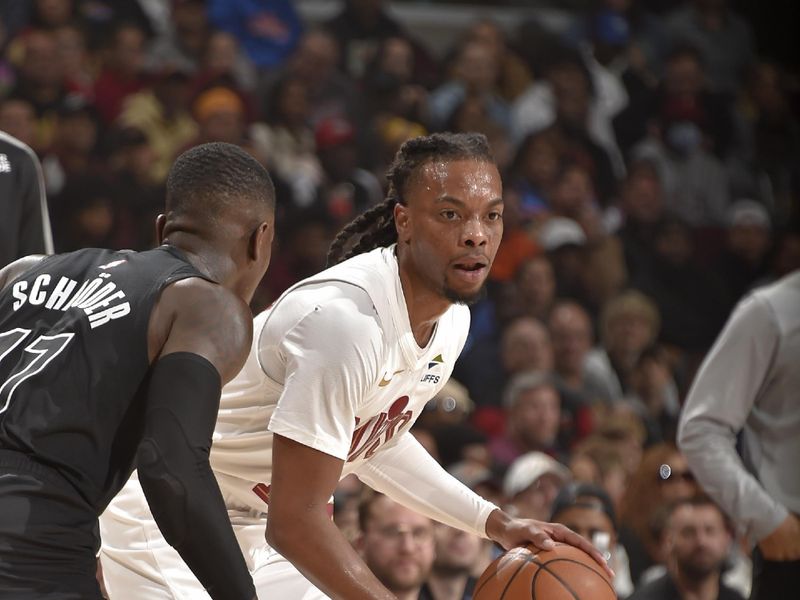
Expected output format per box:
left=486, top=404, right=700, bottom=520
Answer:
left=758, top=513, right=800, bottom=561
left=485, top=509, right=615, bottom=578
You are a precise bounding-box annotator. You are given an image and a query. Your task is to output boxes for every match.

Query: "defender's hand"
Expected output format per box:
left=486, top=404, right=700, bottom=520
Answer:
left=759, top=514, right=800, bottom=561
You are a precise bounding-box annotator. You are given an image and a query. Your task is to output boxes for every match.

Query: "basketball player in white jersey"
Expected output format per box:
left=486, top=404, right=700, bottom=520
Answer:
left=100, top=133, right=611, bottom=599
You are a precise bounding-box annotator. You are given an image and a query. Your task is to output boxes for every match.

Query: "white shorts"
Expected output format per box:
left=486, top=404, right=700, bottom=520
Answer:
left=99, top=479, right=328, bottom=600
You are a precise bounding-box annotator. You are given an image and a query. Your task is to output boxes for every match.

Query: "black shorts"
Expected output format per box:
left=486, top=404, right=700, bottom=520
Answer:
left=0, top=449, right=103, bottom=599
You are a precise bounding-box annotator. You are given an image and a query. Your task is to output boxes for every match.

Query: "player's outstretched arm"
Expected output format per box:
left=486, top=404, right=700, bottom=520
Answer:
left=359, top=433, right=614, bottom=577
left=267, top=434, right=396, bottom=600
left=138, top=279, right=257, bottom=600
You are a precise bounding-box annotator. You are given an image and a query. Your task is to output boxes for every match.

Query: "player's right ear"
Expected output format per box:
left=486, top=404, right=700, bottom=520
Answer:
left=394, top=203, right=411, bottom=244
left=155, top=214, right=166, bottom=244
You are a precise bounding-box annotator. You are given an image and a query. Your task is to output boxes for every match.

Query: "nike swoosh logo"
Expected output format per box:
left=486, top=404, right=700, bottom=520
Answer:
left=378, top=369, right=404, bottom=387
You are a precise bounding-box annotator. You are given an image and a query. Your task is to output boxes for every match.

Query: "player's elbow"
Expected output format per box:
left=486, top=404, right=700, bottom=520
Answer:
left=265, top=513, right=293, bottom=555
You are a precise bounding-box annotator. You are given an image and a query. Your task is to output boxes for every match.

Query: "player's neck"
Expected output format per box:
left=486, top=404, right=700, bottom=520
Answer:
left=397, top=258, right=451, bottom=348
left=164, top=236, right=239, bottom=289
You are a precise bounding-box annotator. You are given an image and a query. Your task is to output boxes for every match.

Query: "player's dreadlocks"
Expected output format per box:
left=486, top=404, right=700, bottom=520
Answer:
left=326, top=132, right=494, bottom=266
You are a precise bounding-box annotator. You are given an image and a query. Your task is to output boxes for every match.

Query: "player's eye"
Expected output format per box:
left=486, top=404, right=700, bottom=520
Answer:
left=487, top=211, right=503, bottom=221
left=440, top=209, right=458, bottom=221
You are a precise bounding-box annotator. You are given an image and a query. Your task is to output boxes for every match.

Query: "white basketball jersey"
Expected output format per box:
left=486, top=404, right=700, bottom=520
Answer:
left=209, top=245, right=470, bottom=518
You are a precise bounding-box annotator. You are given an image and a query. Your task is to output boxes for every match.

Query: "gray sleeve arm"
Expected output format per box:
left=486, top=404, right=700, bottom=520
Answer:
left=678, top=294, right=789, bottom=543
left=17, top=145, right=53, bottom=257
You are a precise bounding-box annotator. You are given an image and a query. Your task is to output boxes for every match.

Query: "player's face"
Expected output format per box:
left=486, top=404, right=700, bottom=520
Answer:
left=395, top=159, right=503, bottom=305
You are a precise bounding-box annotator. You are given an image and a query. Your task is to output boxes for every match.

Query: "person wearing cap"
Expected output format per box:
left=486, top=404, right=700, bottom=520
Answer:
left=538, top=217, right=588, bottom=300
left=503, top=451, right=571, bottom=522
left=314, top=115, right=383, bottom=225
left=714, top=199, right=771, bottom=309
left=551, top=482, right=635, bottom=598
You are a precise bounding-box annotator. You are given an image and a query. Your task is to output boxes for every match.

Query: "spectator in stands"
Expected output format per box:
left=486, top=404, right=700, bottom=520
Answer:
left=503, top=451, right=571, bottom=521
left=512, top=48, right=623, bottom=200
left=538, top=217, right=588, bottom=300
left=0, top=97, right=37, bottom=149
left=490, top=372, right=564, bottom=468
left=663, top=0, right=754, bottom=97
left=628, top=496, right=745, bottom=600
left=208, top=0, right=302, bottom=73
left=456, top=314, right=550, bottom=410
left=201, top=30, right=257, bottom=93
left=617, top=158, right=666, bottom=280
left=731, top=62, right=800, bottom=228
left=551, top=481, right=635, bottom=598
left=357, top=493, right=435, bottom=600
left=314, top=115, right=383, bottom=226
left=714, top=200, right=772, bottom=308
left=619, top=443, right=700, bottom=585
left=419, top=523, right=491, bottom=600
left=633, top=215, right=730, bottom=354
left=569, top=435, right=630, bottom=516
left=429, top=40, right=509, bottom=134
left=462, top=19, right=532, bottom=103
left=586, top=290, right=662, bottom=402
left=362, top=35, right=428, bottom=130
left=254, top=73, right=322, bottom=210
left=580, top=237, right=629, bottom=319
left=40, top=94, right=100, bottom=198
left=93, top=21, right=146, bottom=125
left=147, top=0, right=210, bottom=75
left=119, top=66, right=197, bottom=183
left=625, top=345, right=681, bottom=444
left=509, top=128, right=563, bottom=219
left=548, top=301, right=609, bottom=405
left=53, top=23, right=93, bottom=99
left=280, top=29, right=360, bottom=128
left=325, top=0, right=433, bottom=83
left=8, top=28, right=71, bottom=153
left=515, top=255, right=557, bottom=322
left=549, top=163, right=601, bottom=229
left=104, top=126, right=162, bottom=250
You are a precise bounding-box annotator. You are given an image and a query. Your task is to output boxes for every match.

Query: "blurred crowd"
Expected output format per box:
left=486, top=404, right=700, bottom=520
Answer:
left=1, top=0, right=798, bottom=598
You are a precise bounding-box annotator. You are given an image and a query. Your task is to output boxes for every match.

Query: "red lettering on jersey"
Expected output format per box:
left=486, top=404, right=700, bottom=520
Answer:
left=347, top=396, right=413, bottom=463
left=253, top=482, right=271, bottom=505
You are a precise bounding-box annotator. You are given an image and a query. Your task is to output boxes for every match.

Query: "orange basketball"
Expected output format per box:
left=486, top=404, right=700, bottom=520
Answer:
left=474, top=543, right=615, bottom=600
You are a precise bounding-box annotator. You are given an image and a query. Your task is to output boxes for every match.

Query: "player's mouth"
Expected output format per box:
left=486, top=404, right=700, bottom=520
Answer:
left=452, top=258, right=488, bottom=283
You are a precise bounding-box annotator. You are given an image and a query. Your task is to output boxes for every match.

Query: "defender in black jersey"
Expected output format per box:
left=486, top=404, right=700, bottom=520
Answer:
left=0, top=142, right=275, bottom=600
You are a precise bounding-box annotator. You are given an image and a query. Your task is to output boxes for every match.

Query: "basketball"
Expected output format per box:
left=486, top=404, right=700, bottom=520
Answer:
left=474, top=543, right=616, bottom=600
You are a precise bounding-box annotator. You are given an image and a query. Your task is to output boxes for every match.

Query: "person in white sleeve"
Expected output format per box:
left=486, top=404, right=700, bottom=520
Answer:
left=100, top=132, right=611, bottom=599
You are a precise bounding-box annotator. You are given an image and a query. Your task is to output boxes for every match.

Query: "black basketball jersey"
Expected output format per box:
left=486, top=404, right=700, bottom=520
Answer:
left=0, top=245, right=207, bottom=511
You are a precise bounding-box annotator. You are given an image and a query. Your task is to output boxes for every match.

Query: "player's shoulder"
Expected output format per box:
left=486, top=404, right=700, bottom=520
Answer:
left=262, top=280, right=384, bottom=350
left=162, top=277, right=251, bottom=332
left=0, top=130, right=38, bottom=164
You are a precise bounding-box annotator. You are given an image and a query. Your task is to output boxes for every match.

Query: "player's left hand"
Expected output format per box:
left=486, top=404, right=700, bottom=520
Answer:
left=485, top=509, right=615, bottom=578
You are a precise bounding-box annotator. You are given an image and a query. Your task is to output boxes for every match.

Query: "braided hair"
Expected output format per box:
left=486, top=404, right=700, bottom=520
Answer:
left=326, top=132, right=495, bottom=266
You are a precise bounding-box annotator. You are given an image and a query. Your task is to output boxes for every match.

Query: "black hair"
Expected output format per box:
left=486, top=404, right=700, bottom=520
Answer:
left=326, top=132, right=494, bottom=266
left=166, top=142, right=275, bottom=223
left=550, top=481, right=617, bottom=531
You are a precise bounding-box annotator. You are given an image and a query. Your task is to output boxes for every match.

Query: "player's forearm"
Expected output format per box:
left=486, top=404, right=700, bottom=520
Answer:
left=139, top=353, right=256, bottom=599
left=266, top=510, right=394, bottom=600
left=357, top=433, right=497, bottom=537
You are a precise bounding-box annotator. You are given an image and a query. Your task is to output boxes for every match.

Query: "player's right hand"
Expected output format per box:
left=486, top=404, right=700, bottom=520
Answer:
left=758, top=513, right=800, bottom=561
